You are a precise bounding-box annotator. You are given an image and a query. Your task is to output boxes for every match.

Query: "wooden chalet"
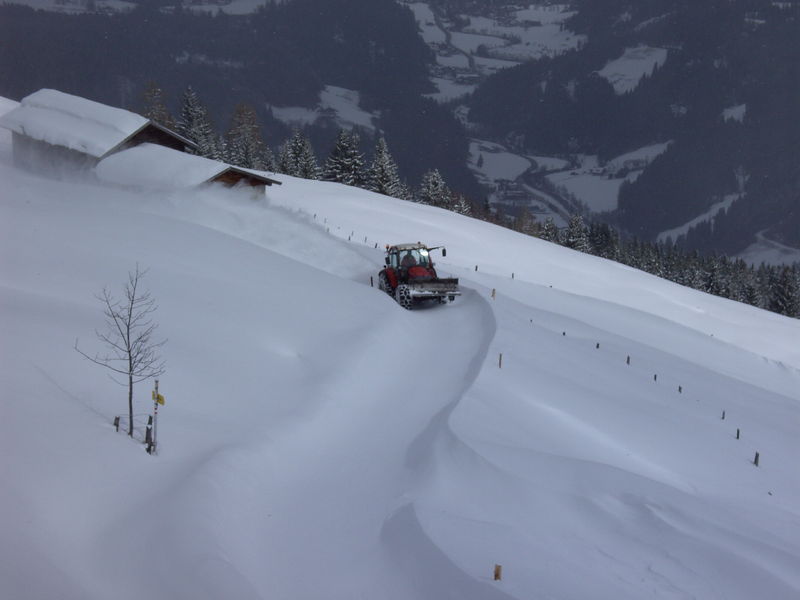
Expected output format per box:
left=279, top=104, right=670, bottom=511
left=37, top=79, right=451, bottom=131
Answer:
left=0, top=88, right=196, bottom=174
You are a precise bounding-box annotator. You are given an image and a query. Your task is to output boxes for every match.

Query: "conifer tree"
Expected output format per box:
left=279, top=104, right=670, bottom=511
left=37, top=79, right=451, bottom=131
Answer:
left=225, top=103, right=274, bottom=171
left=323, top=130, right=365, bottom=186
left=278, top=129, right=319, bottom=180
left=141, top=81, right=175, bottom=130
left=178, top=86, right=221, bottom=160
left=367, top=137, right=402, bottom=198
left=453, top=195, right=473, bottom=216
left=515, top=207, right=538, bottom=235
left=769, top=266, right=800, bottom=317
left=565, top=214, right=590, bottom=253
left=417, top=169, right=452, bottom=208
left=540, top=217, right=559, bottom=243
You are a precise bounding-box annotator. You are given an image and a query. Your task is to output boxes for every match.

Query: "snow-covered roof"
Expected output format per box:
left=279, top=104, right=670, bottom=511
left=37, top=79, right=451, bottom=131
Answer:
left=95, top=143, right=279, bottom=189
left=0, top=88, right=148, bottom=158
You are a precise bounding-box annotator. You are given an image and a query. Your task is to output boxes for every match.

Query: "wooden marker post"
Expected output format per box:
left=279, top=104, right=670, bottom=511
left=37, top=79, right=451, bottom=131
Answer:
left=493, top=564, right=502, bottom=581
left=151, top=380, right=165, bottom=455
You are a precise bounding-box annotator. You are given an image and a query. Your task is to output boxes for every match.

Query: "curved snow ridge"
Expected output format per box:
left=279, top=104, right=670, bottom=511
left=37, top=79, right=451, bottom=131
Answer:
left=404, top=288, right=497, bottom=471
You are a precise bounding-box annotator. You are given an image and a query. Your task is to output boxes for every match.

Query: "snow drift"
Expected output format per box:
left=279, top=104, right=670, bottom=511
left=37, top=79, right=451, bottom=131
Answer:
left=1, top=102, right=799, bottom=599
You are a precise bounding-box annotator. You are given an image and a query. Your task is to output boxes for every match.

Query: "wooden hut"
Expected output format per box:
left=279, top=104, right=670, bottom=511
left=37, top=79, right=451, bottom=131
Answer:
left=0, top=88, right=195, bottom=174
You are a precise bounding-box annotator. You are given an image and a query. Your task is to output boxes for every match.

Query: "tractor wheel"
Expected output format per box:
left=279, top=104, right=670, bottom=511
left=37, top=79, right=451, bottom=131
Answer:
left=378, top=273, right=393, bottom=296
left=396, top=284, right=413, bottom=310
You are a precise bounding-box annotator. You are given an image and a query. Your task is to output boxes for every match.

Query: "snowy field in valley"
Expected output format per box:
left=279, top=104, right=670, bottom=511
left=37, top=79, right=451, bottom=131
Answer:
left=468, top=139, right=532, bottom=183
left=409, top=2, right=585, bottom=101
left=737, top=231, right=800, bottom=267
left=598, top=46, right=669, bottom=95
left=267, top=85, right=375, bottom=131
left=407, top=2, right=448, bottom=45
left=2, top=96, right=800, bottom=599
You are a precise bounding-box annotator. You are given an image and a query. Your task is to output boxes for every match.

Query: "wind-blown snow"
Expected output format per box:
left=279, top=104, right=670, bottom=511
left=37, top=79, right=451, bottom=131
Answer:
left=96, top=143, right=231, bottom=189
left=2, top=95, right=800, bottom=599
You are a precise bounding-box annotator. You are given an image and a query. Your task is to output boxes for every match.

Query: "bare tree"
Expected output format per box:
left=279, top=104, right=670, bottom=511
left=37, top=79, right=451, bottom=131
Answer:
left=75, top=265, right=166, bottom=437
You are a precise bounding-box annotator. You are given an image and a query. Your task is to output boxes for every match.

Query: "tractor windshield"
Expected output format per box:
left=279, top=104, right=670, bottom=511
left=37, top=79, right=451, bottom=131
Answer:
left=399, top=248, right=430, bottom=268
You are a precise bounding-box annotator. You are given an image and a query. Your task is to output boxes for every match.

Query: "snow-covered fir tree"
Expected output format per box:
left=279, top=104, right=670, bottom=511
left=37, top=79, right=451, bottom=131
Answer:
left=367, top=137, right=402, bottom=198
left=178, top=86, right=221, bottom=160
left=769, top=266, right=800, bottom=317
left=225, top=103, right=274, bottom=171
left=278, top=130, right=320, bottom=180
left=539, top=217, right=560, bottom=243
left=416, top=169, right=452, bottom=208
left=140, top=81, right=175, bottom=130
left=323, top=130, right=365, bottom=186
left=564, top=214, right=590, bottom=253
left=451, top=194, right=473, bottom=216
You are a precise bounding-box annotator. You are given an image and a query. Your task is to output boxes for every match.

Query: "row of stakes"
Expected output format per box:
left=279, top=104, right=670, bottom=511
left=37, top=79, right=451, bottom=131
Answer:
left=491, top=288, right=763, bottom=468
left=316, top=222, right=764, bottom=468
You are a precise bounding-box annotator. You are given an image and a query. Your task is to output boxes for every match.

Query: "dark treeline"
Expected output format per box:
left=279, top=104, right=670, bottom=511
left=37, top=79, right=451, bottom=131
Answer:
left=0, top=1, right=482, bottom=199
left=500, top=212, right=800, bottom=319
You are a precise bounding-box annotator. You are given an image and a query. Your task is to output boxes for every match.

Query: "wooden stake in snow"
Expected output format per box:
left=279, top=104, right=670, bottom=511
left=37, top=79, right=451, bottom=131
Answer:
left=721, top=410, right=726, bottom=420
left=736, top=428, right=740, bottom=440
left=494, top=564, right=503, bottom=581
left=491, top=288, right=496, bottom=299
left=475, top=265, right=478, bottom=271
left=627, top=355, right=630, bottom=365
left=512, top=272, right=515, bottom=279
left=498, top=353, right=503, bottom=369
left=654, top=374, right=657, bottom=382
left=370, top=276, right=373, bottom=288
left=679, top=385, right=682, bottom=394
left=596, top=343, right=600, bottom=349
left=754, top=452, right=760, bottom=467
left=113, top=416, right=120, bottom=432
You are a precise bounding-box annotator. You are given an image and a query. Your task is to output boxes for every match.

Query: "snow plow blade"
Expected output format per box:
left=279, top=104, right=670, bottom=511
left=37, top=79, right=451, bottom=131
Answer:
left=407, top=278, right=461, bottom=298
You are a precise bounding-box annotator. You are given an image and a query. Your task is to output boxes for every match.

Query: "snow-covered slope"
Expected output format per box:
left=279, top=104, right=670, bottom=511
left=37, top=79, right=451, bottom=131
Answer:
left=2, top=124, right=799, bottom=598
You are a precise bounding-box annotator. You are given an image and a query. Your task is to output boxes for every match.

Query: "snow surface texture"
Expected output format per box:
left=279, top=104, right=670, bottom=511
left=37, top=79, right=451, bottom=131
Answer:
left=0, top=88, right=147, bottom=158
left=2, top=96, right=800, bottom=599
left=598, top=46, right=669, bottom=94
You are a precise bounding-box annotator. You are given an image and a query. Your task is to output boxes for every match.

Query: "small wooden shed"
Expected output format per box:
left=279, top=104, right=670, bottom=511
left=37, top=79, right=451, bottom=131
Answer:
left=95, top=143, right=281, bottom=192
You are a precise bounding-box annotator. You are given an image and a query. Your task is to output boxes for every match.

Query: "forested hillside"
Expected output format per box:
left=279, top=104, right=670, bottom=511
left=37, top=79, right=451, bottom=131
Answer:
left=467, top=0, right=800, bottom=254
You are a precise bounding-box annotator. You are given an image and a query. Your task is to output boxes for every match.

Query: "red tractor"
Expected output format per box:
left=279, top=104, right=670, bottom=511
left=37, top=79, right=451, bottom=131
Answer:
left=378, top=243, right=460, bottom=309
